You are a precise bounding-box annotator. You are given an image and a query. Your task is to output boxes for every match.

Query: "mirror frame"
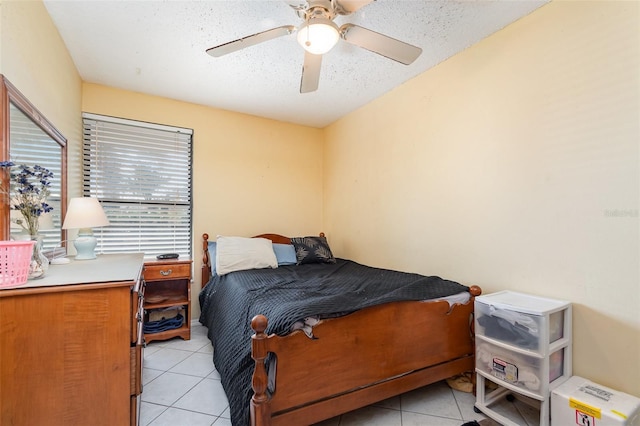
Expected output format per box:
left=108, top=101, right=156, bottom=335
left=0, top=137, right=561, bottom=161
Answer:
left=0, top=75, right=67, bottom=242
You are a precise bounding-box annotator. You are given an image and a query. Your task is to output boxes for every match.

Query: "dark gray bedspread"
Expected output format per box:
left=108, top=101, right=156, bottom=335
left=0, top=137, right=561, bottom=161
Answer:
left=198, top=258, right=469, bottom=426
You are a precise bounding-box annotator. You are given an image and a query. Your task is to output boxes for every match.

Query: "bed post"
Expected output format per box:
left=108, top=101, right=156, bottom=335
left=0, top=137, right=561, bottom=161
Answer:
left=202, top=233, right=211, bottom=286
left=250, top=315, right=271, bottom=426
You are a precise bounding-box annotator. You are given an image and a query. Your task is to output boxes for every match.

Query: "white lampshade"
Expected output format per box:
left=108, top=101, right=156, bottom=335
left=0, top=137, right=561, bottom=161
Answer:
left=62, top=197, right=110, bottom=230
left=62, top=197, right=110, bottom=260
left=297, top=18, right=340, bottom=55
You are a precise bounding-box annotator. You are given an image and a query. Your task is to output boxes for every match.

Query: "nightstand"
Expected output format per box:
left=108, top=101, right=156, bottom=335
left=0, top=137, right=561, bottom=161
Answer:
left=143, top=259, right=192, bottom=343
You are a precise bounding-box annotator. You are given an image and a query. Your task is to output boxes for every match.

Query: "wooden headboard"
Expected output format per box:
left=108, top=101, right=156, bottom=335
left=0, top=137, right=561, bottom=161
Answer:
left=201, top=232, right=325, bottom=286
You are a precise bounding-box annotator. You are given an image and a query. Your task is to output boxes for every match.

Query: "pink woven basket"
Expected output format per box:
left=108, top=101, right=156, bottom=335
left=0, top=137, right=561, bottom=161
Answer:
left=0, top=240, right=35, bottom=287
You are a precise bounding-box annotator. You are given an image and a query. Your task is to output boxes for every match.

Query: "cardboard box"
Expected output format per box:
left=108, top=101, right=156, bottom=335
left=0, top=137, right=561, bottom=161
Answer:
left=551, top=376, right=640, bottom=426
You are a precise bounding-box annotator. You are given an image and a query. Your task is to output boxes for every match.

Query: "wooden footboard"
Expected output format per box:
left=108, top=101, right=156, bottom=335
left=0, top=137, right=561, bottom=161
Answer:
left=250, top=285, right=482, bottom=426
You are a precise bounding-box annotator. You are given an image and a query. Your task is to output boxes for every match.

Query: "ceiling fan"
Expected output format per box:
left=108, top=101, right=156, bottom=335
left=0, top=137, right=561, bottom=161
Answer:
left=206, top=0, right=422, bottom=93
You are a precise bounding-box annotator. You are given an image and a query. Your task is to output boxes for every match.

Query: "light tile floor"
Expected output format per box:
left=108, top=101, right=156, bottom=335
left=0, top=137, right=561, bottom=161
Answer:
left=140, top=323, right=540, bottom=426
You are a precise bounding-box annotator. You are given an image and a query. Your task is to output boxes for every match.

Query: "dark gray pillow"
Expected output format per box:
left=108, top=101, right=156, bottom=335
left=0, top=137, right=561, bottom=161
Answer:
left=290, top=236, right=336, bottom=265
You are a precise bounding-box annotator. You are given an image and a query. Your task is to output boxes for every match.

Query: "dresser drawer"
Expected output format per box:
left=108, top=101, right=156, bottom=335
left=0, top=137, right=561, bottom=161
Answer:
left=144, top=263, right=191, bottom=281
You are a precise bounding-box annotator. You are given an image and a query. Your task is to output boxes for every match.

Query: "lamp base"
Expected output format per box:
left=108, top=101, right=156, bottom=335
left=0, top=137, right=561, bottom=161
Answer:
left=73, top=231, right=97, bottom=260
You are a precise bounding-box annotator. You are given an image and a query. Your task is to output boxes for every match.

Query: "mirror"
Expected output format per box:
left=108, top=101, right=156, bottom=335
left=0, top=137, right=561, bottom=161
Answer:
left=0, top=75, right=67, bottom=248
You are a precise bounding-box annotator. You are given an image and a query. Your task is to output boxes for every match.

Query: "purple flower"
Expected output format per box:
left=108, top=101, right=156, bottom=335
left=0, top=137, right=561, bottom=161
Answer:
left=1, top=163, right=54, bottom=235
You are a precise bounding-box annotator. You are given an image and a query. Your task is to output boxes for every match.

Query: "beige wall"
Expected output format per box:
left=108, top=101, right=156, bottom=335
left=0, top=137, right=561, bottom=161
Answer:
left=325, top=1, right=639, bottom=395
left=82, top=84, right=324, bottom=317
left=0, top=0, right=82, bottom=164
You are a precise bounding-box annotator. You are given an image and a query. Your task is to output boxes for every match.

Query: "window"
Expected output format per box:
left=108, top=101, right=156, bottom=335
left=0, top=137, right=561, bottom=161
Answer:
left=82, top=113, right=193, bottom=259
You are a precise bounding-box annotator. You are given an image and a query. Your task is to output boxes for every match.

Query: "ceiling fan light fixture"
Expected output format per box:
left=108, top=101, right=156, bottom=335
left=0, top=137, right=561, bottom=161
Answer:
left=297, top=17, right=340, bottom=55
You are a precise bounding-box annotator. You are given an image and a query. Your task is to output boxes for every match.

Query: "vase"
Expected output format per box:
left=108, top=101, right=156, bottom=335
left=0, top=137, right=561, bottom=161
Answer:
left=28, top=235, right=49, bottom=280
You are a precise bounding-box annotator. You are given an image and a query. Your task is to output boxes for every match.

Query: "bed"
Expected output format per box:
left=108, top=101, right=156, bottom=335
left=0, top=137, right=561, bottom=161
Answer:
left=199, top=232, right=481, bottom=426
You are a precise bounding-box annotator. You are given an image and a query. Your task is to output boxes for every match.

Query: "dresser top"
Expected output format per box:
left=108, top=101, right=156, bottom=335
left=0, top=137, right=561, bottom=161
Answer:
left=0, top=253, right=144, bottom=295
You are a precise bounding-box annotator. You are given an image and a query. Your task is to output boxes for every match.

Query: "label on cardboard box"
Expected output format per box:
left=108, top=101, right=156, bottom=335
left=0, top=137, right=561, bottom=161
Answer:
left=581, top=384, right=615, bottom=403
left=570, top=397, right=602, bottom=419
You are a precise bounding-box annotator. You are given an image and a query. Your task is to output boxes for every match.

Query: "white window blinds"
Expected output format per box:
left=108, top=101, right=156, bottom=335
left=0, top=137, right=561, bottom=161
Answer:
left=82, top=113, right=193, bottom=259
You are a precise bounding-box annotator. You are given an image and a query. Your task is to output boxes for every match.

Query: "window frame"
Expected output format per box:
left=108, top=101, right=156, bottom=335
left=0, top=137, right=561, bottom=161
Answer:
left=82, top=113, right=193, bottom=260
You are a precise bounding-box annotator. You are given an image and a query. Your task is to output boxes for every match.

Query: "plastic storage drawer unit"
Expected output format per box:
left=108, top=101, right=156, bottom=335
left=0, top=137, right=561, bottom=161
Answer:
left=475, top=291, right=572, bottom=426
left=551, top=376, right=640, bottom=426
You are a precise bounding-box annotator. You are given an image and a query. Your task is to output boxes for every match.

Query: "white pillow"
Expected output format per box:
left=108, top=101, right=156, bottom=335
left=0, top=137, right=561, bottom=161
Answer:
left=215, top=236, right=278, bottom=276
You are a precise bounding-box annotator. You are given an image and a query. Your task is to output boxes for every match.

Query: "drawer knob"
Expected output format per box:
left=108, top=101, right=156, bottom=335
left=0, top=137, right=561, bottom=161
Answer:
left=160, top=269, right=172, bottom=276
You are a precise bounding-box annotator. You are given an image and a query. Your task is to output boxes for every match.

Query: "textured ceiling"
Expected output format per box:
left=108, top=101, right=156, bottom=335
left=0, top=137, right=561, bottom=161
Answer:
left=43, top=0, right=547, bottom=128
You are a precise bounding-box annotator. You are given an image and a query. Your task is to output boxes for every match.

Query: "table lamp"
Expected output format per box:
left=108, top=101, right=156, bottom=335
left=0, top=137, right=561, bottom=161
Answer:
left=62, top=197, right=110, bottom=260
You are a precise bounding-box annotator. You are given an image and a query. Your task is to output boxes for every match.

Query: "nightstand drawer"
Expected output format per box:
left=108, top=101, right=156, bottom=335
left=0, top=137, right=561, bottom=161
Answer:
left=144, top=263, right=191, bottom=281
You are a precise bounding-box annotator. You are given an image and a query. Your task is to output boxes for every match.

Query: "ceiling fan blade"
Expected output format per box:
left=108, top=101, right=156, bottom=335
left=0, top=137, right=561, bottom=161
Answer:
left=206, top=25, right=295, bottom=57
left=340, top=24, right=422, bottom=65
left=300, top=51, right=322, bottom=93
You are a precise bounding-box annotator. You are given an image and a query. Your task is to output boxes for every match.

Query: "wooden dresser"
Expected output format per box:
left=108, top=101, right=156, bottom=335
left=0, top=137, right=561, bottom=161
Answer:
left=0, top=253, right=145, bottom=426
